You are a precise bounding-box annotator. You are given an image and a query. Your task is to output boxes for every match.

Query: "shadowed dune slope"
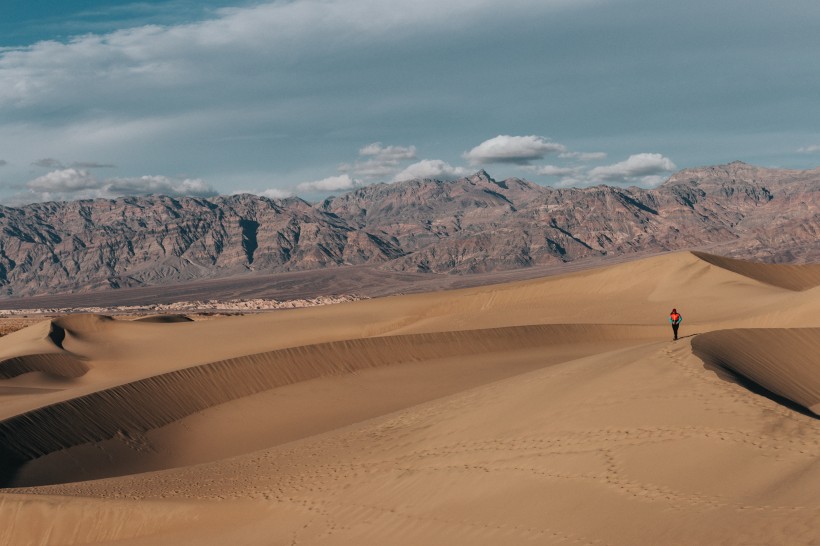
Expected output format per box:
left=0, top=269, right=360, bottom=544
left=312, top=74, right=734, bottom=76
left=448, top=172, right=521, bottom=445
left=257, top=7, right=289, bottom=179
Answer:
left=0, top=319, right=89, bottom=381
left=692, top=251, right=820, bottom=291
left=0, top=324, right=658, bottom=485
left=692, top=328, right=820, bottom=416
left=0, top=354, right=88, bottom=381
left=10, top=339, right=820, bottom=546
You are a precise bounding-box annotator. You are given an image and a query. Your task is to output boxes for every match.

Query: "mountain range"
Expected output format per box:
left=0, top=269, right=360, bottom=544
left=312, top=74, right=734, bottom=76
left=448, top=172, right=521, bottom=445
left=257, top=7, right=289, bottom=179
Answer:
left=0, top=161, right=817, bottom=298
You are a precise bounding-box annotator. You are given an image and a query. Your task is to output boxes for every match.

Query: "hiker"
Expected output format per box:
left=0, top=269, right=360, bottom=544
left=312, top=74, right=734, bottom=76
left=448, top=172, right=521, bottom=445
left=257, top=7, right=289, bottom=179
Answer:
left=669, top=308, right=682, bottom=340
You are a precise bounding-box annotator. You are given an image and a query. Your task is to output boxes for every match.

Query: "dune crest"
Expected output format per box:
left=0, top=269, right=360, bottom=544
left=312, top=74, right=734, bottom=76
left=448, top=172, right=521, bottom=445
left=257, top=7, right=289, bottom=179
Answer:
left=692, top=328, right=820, bottom=416
left=0, top=323, right=656, bottom=486
left=692, top=251, right=820, bottom=291
left=0, top=354, right=88, bottom=381
left=0, top=319, right=90, bottom=382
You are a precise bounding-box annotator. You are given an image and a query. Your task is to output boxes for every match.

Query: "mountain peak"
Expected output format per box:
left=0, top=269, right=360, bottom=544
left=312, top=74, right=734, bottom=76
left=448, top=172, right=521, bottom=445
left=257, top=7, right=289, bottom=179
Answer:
left=469, top=169, right=496, bottom=184
left=663, top=160, right=817, bottom=188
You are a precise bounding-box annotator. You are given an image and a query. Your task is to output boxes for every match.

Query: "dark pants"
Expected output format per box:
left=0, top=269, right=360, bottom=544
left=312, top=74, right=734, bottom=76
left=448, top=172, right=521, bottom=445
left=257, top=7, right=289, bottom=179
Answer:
left=672, top=323, right=680, bottom=340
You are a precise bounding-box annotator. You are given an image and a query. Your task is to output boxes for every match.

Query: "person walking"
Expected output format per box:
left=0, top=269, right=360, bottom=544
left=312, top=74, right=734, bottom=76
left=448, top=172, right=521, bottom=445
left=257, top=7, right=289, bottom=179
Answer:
left=669, top=308, right=682, bottom=340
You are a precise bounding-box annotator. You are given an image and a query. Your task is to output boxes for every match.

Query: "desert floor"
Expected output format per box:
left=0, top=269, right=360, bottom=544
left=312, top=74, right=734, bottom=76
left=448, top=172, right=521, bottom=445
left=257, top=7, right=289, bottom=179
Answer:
left=0, top=251, right=818, bottom=545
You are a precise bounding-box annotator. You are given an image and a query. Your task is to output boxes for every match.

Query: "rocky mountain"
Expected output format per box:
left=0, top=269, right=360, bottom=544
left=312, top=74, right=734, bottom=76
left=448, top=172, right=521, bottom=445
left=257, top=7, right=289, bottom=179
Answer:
left=0, top=194, right=403, bottom=297
left=0, top=162, right=817, bottom=297
left=324, top=162, right=819, bottom=273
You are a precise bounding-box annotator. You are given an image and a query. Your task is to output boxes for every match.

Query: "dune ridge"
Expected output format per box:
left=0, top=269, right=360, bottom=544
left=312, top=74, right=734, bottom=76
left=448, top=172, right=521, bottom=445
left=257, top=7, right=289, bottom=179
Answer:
left=0, top=319, right=90, bottom=382
left=692, top=251, right=820, bottom=291
left=692, top=328, right=820, bottom=416
left=0, top=354, right=88, bottom=381
left=0, top=323, right=657, bottom=482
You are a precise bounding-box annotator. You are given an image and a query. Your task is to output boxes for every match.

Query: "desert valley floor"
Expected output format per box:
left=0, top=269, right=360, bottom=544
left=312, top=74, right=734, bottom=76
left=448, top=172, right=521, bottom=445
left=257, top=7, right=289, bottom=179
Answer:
left=0, top=251, right=819, bottom=545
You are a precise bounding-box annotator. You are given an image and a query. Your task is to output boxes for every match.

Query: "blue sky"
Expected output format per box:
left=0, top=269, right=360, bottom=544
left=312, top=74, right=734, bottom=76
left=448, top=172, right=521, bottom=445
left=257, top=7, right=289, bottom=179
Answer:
left=1, top=0, right=819, bottom=204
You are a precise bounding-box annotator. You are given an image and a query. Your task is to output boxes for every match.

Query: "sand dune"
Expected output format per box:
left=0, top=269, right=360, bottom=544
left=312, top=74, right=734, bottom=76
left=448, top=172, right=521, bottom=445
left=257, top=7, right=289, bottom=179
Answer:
left=1, top=323, right=656, bottom=486
left=0, top=319, right=89, bottom=385
left=693, top=251, right=820, bottom=291
left=1, top=250, right=819, bottom=545
left=693, top=328, right=820, bottom=415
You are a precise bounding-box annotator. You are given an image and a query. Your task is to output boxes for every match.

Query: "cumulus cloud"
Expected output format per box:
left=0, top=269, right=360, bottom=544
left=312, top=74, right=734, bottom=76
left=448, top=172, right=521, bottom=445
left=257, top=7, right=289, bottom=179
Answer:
left=587, top=153, right=676, bottom=184
left=464, top=135, right=566, bottom=165
left=307, top=143, right=469, bottom=190
left=27, top=168, right=99, bottom=192
left=106, top=175, right=216, bottom=197
left=636, top=175, right=668, bottom=188
left=24, top=168, right=217, bottom=202
left=297, top=174, right=362, bottom=193
left=392, top=159, right=469, bottom=182
left=338, top=159, right=399, bottom=179
left=259, top=188, right=293, bottom=199
left=339, top=142, right=417, bottom=180
left=797, top=145, right=820, bottom=153
left=232, top=188, right=293, bottom=199
left=358, top=142, right=417, bottom=161
left=533, top=165, right=582, bottom=177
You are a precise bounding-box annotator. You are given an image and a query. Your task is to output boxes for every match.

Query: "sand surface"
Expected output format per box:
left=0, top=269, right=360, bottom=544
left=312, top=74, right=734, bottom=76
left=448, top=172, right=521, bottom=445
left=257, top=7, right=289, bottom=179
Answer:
left=1, top=250, right=819, bottom=545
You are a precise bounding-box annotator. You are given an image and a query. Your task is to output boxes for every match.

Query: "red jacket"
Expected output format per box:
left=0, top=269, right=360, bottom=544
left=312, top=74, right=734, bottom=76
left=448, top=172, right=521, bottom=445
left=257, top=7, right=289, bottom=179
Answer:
left=669, top=313, right=681, bottom=324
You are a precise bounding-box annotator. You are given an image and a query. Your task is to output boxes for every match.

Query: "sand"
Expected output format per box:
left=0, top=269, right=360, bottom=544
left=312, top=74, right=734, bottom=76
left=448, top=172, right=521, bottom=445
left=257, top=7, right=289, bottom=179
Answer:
left=0, top=250, right=818, bottom=545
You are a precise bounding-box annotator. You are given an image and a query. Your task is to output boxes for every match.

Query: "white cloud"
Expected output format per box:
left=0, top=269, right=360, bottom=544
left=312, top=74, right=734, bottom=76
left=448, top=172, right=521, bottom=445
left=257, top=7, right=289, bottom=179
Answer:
left=558, top=151, right=607, bottom=161
left=27, top=168, right=99, bottom=192
left=638, top=175, right=667, bottom=188
left=297, top=174, right=361, bottom=192
left=464, top=135, right=566, bottom=165
left=106, top=176, right=216, bottom=197
left=587, top=153, right=676, bottom=183
left=358, top=142, right=417, bottom=161
left=554, top=176, right=586, bottom=188
left=338, top=159, right=399, bottom=179
left=392, top=159, right=469, bottom=182
left=339, top=142, right=418, bottom=180
left=797, top=145, right=820, bottom=153
left=259, top=188, right=293, bottom=199
left=232, top=188, right=293, bottom=199
left=0, top=1, right=582, bottom=114
left=0, top=0, right=814, bottom=201
left=534, top=165, right=582, bottom=177
left=24, top=168, right=217, bottom=202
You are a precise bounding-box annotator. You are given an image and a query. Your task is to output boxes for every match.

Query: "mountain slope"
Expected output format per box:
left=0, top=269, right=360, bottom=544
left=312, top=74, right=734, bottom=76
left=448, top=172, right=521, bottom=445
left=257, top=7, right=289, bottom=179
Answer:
left=338, top=161, right=819, bottom=273
left=0, top=162, right=817, bottom=297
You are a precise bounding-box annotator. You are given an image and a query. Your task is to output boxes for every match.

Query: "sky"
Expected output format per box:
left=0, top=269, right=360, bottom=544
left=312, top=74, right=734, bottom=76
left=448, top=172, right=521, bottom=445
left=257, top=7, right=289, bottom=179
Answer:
left=1, top=0, right=819, bottom=205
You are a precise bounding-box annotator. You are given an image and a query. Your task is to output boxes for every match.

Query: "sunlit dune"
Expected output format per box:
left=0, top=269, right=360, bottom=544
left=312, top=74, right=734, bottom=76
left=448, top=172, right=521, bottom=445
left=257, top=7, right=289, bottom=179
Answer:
left=1, top=251, right=818, bottom=545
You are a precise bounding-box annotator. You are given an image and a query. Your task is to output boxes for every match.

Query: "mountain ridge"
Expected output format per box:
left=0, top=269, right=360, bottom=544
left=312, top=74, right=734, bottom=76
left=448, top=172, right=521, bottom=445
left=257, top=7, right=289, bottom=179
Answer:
left=0, top=161, right=817, bottom=297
